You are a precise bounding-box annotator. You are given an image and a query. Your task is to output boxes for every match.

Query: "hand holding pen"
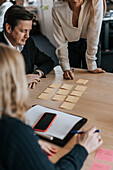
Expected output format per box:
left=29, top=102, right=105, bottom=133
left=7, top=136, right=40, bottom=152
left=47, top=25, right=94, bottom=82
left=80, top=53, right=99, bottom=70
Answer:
left=76, top=127, right=103, bottom=154
left=63, top=68, right=74, bottom=80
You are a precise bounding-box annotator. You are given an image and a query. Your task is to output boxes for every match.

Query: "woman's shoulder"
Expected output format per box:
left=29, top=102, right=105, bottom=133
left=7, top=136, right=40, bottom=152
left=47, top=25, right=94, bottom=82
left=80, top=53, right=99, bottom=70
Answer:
left=92, top=0, right=103, bottom=7
left=0, top=116, right=32, bottom=135
left=0, top=2, right=13, bottom=11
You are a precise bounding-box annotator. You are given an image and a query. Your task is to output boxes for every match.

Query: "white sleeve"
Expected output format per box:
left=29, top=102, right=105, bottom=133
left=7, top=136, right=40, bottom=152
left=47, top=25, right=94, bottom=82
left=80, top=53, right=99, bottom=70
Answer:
left=86, top=0, right=103, bottom=71
left=52, top=7, right=70, bottom=71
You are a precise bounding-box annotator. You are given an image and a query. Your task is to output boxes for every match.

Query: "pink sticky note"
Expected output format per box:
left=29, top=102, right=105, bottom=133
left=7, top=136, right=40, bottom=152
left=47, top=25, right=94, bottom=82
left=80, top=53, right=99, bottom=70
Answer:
left=90, top=161, right=111, bottom=170
left=95, top=148, right=113, bottom=162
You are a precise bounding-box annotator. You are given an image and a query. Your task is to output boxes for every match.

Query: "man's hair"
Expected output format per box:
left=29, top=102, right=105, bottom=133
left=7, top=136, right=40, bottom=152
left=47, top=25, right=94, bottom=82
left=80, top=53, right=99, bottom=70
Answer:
left=0, top=43, right=27, bottom=121
left=3, top=5, right=35, bottom=31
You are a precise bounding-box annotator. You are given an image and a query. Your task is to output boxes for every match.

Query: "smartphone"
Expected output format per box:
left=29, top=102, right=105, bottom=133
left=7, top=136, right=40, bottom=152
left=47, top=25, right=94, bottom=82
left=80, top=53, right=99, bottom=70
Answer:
left=33, top=112, right=57, bottom=132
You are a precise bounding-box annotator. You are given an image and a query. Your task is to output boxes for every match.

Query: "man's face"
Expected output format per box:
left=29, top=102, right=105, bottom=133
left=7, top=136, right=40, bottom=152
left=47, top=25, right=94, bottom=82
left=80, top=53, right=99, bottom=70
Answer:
left=6, top=20, right=32, bottom=47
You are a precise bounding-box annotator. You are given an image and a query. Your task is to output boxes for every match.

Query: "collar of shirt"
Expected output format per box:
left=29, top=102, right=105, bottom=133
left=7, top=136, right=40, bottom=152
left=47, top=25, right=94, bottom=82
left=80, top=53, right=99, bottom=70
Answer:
left=3, top=32, right=24, bottom=52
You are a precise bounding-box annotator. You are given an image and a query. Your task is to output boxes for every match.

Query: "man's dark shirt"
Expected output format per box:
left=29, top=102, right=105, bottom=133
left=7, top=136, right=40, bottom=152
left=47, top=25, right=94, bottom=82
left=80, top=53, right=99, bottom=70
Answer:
left=0, top=31, right=55, bottom=75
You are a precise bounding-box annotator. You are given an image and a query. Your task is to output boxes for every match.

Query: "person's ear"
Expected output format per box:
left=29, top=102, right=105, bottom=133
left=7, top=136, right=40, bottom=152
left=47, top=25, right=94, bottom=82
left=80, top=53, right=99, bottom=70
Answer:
left=5, top=23, right=12, bottom=33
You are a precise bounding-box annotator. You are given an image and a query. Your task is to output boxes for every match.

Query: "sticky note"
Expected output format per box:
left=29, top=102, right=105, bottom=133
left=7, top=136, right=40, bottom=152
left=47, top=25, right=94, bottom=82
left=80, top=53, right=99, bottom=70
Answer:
left=95, top=148, right=113, bottom=162
left=76, top=79, right=88, bottom=84
left=52, top=94, right=66, bottom=101
left=60, top=102, right=75, bottom=110
left=49, top=83, right=62, bottom=88
left=90, top=161, right=111, bottom=170
left=57, top=89, right=69, bottom=95
left=38, top=93, right=51, bottom=100
left=74, top=85, right=87, bottom=92
left=65, top=96, right=79, bottom=103
left=44, top=88, right=56, bottom=94
left=61, top=84, right=73, bottom=90
left=70, top=90, right=83, bottom=97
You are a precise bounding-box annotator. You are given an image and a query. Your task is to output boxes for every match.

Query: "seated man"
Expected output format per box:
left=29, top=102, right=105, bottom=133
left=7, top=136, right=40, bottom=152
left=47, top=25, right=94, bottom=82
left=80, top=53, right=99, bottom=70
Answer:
left=0, top=5, right=55, bottom=88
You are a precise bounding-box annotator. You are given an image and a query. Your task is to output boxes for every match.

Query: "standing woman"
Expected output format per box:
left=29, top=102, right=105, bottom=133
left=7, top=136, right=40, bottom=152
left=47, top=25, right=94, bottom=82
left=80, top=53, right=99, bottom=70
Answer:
left=52, top=0, right=106, bottom=79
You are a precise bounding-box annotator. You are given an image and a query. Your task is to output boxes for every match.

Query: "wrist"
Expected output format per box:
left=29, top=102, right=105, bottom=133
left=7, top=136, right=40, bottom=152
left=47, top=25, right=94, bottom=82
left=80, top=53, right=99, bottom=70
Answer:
left=33, top=70, right=44, bottom=77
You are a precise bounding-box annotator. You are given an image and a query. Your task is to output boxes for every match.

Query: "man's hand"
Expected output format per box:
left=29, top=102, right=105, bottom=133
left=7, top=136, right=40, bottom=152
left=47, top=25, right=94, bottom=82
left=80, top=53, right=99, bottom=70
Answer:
left=26, top=74, right=41, bottom=89
left=63, top=70, right=74, bottom=80
left=90, top=68, right=105, bottom=73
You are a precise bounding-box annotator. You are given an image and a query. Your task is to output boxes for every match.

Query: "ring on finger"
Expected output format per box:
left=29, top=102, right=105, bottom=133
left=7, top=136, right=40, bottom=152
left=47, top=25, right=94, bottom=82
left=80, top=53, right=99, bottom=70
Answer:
left=98, top=135, right=101, bottom=141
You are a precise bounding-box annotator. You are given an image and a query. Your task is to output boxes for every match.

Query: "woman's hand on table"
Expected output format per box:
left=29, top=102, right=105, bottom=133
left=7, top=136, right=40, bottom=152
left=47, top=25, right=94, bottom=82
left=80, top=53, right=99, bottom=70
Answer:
left=63, top=70, right=74, bottom=79
left=90, top=68, right=105, bottom=73
left=38, top=140, right=57, bottom=156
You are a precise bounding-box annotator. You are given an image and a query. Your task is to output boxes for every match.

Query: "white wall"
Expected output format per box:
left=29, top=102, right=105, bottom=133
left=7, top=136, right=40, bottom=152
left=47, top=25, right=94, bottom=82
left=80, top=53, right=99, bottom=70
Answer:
left=37, top=0, right=56, bottom=46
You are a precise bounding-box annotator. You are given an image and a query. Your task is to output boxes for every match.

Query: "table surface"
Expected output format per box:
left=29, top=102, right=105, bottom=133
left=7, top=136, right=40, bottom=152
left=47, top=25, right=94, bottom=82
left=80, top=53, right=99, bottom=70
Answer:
left=27, top=66, right=113, bottom=170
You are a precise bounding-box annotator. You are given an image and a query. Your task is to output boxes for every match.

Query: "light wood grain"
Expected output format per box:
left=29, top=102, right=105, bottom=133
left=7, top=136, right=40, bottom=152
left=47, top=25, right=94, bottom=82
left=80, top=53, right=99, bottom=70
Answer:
left=27, top=66, right=113, bottom=169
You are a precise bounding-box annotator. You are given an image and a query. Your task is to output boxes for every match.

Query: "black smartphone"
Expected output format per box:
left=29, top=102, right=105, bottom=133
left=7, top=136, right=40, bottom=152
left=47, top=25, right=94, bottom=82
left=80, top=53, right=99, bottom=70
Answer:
left=33, top=112, right=57, bottom=132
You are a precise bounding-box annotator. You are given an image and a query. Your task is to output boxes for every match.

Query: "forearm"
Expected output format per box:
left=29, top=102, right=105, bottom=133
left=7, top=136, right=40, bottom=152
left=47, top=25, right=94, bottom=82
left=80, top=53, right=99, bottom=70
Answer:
left=86, top=0, right=103, bottom=71
left=55, top=144, right=88, bottom=170
left=52, top=8, right=70, bottom=72
left=56, top=45, right=70, bottom=71
left=35, top=51, right=55, bottom=75
left=38, top=59, right=55, bottom=75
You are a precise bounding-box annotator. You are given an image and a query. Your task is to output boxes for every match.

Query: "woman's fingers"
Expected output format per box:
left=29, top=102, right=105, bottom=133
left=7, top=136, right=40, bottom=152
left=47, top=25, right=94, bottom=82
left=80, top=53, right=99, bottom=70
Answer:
left=38, top=140, right=57, bottom=156
left=90, top=68, right=105, bottom=73
left=63, top=70, right=74, bottom=79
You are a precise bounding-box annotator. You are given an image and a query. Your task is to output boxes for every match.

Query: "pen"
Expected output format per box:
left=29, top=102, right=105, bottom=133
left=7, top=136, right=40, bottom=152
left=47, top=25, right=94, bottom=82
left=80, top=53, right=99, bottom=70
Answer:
left=35, top=131, right=54, bottom=140
left=72, top=68, right=74, bottom=73
left=70, top=68, right=74, bottom=79
left=71, top=130, right=102, bottom=134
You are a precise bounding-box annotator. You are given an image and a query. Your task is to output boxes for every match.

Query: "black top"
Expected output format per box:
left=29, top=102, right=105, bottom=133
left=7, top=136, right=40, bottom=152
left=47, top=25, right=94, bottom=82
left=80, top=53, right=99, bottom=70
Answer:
left=0, top=31, right=55, bottom=75
left=0, top=116, right=88, bottom=170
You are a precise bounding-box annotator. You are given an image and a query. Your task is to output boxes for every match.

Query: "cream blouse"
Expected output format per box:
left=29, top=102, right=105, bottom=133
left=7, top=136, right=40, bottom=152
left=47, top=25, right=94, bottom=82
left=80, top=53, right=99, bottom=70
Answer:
left=52, top=0, right=103, bottom=71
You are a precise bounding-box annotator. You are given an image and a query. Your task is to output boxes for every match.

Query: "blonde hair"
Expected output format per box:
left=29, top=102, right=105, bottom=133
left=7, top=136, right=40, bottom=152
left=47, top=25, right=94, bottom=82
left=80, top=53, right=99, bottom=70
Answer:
left=58, top=0, right=106, bottom=16
left=90, top=0, right=106, bottom=22
left=0, top=44, right=28, bottom=121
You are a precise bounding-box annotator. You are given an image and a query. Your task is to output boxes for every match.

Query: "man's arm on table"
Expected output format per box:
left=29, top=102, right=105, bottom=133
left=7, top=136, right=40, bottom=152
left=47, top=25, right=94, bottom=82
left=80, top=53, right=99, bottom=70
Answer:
left=23, top=37, right=55, bottom=88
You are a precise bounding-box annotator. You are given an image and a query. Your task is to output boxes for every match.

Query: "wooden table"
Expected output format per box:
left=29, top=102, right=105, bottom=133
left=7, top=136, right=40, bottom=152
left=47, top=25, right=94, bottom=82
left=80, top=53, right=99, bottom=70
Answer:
left=27, top=66, right=113, bottom=169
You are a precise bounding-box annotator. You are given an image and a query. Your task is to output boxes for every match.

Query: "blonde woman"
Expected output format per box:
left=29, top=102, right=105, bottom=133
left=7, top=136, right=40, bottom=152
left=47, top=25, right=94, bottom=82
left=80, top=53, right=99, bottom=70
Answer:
left=52, top=0, right=106, bottom=79
left=0, top=44, right=103, bottom=169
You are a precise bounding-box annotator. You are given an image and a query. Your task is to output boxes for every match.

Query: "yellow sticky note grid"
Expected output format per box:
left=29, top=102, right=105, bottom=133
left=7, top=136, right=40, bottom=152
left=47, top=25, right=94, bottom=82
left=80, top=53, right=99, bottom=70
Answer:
left=49, top=83, right=62, bottom=88
left=52, top=94, right=66, bottom=101
left=74, top=85, right=87, bottom=92
left=38, top=93, right=51, bottom=100
left=57, top=89, right=69, bottom=95
left=44, top=88, right=56, bottom=94
left=65, top=96, right=79, bottom=103
left=60, top=102, right=75, bottom=110
left=61, top=84, right=73, bottom=90
left=70, top=90, right=83, bottom=97
left=76, top=79, right=88, bottom=84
